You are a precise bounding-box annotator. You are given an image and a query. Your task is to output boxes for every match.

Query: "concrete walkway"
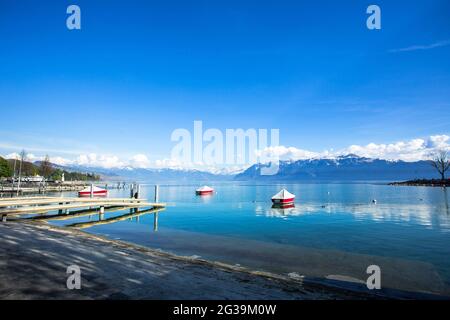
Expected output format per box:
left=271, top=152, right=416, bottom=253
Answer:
left=0, top=222, right=371, bottom=300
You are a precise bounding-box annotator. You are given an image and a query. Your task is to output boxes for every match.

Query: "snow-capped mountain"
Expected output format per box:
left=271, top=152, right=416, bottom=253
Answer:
left=50, top=164, right=233, bottom=182
left=235, top=154, right=438, bottom=181
left=39, top=154, right=439, bottom=182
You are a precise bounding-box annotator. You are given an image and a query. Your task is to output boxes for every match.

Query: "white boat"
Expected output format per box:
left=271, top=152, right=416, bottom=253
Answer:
left=196, top=185, right=214, bottom=195
left=271, top=189, right=295, bottom=205
left=78, top=185, right=108, bottom=197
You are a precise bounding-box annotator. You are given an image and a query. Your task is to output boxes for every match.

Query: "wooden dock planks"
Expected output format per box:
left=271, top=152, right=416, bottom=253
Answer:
left=0, top=197, right=148, bottom=208
left=0, top=196, right=165, bottom=217
left=0, top=196, right=56, bottom=202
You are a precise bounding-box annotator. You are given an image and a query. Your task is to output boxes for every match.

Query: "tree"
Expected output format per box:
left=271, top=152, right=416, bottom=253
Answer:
left=431, top=150, right=450, bottom=181
left=17, top=150, right=26, bottom=178
left=16, top=150, right=27, bottom=195
left=39, top=154, right=53, bottom=178
left=51, top=169, right=63, bottom=181
left=0, top=157, right=12, bottom=177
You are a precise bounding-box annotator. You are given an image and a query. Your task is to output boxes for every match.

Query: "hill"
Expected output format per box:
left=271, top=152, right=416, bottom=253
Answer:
left=2, top=158, right=100, bottom=181
left=56, top=165, right=234, bottom=182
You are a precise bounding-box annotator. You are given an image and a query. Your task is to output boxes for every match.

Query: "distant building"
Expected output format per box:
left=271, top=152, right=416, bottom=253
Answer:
left=9, top=175, right=45, bottom=183
left=25, top=175, right=45, bottom=183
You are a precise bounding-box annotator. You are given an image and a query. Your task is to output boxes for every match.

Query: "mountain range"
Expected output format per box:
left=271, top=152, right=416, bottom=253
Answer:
left=235, top=154, right=438, bottom=181
left=51, top=164, right=233, bottom=182
left=46, top=154, right=439, bottom=182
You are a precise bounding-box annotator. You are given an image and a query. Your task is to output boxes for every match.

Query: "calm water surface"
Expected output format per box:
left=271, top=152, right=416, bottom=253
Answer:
left=45, top=182, right=450, bottom=295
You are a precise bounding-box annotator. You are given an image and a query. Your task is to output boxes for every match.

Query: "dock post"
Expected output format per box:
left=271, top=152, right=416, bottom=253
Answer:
left=136, top=184, right=140, bottom=199
left=153, top=212, right=158, bottom=231
left=154, top=185, right=159, bottom=203
left=90, top=183, right=94, bottom=198
left=1, top=214, right=6, bottom=222
left=99, top=206, right=105, bottom=220
left=130, top=183, right=134, bottom=198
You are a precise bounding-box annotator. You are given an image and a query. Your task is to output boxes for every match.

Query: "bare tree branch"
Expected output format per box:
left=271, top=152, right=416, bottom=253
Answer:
left=430, top=150, right=450, bottom=181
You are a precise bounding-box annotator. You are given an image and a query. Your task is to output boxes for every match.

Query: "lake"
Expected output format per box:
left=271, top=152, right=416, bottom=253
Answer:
left=46, top=182, right=450, bottom=296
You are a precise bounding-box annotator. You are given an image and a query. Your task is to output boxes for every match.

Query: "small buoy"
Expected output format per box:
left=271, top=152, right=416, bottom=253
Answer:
left=372, top=199, right=377, bottom=204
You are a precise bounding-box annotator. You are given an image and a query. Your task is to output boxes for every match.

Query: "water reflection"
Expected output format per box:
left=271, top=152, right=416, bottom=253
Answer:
left=269, top=203, right=297, bottom=219
left=256, top=200, right=450, bottom=230
left=154, top=212, right=159, bottom=231
left=198, top=193, right=214, bottom=204
left=443, top=188, right=449, bottom=216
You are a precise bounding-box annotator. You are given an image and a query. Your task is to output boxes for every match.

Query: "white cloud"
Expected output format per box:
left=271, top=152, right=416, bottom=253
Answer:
left=5, top=152, right=43, bottom=162
left=153, top=158, right=247, bottom=174
left=129, top=154, right=151, bottom=168
left=339, top=135, right=449, bottom=161
left=5, top=152, right=20, bottom=160
left=389, top=40, right=450, bottom=53
left=256, top=146, right=320, bottom=161
left=154, top=158, right=190, bottom=169
left=49, top=156, right=75, bottom=166
left=257, top=135, right=450, bottom=163
left=2, top=135, right=449, bottom=172
left=24, top=153, right=40, bottom=161
left=2, top=152, right=146, bottom=169
left=426, top=135, right=450, bottom=149
left=75, top=153, right=125, bottom=169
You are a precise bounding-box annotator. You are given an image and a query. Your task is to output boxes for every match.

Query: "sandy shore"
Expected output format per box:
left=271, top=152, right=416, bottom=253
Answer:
left=0, top=221, right=384, bottom=300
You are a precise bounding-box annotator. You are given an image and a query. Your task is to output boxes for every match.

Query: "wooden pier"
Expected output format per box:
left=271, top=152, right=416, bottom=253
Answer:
left=0, top=196, right=165, bottom=222
left=0, top=185, right=84, bottom=195
left=0, top=181, right=135, bottom=196
left=66, top=207, right=165, bottom=229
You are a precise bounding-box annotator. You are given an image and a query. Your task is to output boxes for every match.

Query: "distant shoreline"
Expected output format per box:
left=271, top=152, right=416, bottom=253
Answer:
left=389, top=179, right=449, bottom=187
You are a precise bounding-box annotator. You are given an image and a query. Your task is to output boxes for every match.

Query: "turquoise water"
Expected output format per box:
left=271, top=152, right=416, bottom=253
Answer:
left=47, top=182, right=450, bottom=296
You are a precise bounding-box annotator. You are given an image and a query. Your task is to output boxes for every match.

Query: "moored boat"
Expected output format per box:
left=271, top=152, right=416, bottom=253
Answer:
left=271, top=189, right=295, bottom=205
left=196, top=185, right=214, bottom=195
left=78, top=185, right=108, bottom=197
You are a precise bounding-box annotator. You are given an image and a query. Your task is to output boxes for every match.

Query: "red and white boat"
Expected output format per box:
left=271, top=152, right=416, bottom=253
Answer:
left=271, top=189, right=295, bottom=205
left=196, top=185, right=214, bottom=195
left=78, top=185, right=108, bottom=197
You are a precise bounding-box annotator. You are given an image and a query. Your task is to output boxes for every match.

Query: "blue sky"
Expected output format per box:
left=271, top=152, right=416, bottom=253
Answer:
left=1, top=0, right=449, bottom=168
